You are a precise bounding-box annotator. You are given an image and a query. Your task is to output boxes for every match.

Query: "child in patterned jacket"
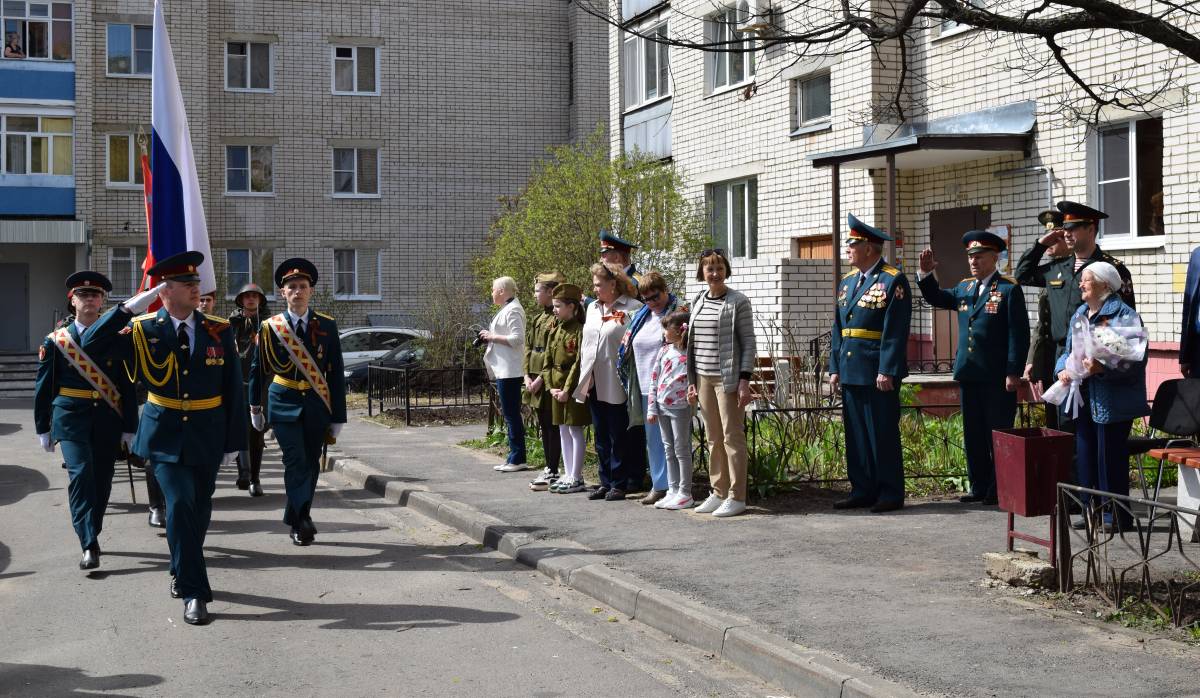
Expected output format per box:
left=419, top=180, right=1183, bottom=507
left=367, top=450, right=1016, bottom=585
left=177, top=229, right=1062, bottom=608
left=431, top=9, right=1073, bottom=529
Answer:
left=646, top=311, right=694, bottom=510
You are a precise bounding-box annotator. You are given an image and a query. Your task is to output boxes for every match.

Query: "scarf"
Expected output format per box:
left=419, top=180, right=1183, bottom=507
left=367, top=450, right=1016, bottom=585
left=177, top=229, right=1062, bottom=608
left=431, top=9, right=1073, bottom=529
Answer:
left=617, top=293, right=678, bottom=385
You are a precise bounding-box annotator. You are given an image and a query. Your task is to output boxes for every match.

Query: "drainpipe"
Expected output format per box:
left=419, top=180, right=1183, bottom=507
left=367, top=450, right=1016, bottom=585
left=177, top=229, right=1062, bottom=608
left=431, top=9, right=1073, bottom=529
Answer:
left=993, top=165, right=1054, bottom=211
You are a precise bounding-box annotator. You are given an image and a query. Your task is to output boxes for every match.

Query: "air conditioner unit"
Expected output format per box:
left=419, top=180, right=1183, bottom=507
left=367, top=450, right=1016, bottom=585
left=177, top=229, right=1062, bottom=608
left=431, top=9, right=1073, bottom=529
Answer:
left=736, top=0, right=773, bottom=34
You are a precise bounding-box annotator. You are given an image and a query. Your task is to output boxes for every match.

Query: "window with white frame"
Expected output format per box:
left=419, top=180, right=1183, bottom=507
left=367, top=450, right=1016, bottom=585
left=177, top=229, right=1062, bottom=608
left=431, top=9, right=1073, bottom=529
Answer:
left=106, top=133, right=144, bottom=186
left=708, top=177, right=757, bottom=259
left=791, top=72, right=831, bottom=133
left=109, top=246, right=147, bottom=298
left=332, top=147, right=379, bottom=196
left=225, top=41, right=271, bottom=91
left=106, top=23, right=151, bottom=76
left=333, top=249, right=380, bottom=298
left=1096, top=117, right=1164, bottom=238
left=704, top=5, right=754, bottom=92
left=622, top=21, right=669, bottom=109
left=2, top=1, right=72, bottom=60
left=331, top=45, right=378, bottom=95
left=225, top=144, right=273, bottom=194
left=226, top=248, right=251, bottom=294
left=938, top=0, right=984, bottom=36
left=2, top=114, right=72, bottom=175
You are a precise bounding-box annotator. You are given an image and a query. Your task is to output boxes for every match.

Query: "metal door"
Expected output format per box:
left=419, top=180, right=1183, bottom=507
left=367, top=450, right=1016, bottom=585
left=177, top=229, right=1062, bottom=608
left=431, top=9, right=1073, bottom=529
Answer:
left=0, top=263, right=29, bottom=352
left=926, top=206, right=990, bottom=370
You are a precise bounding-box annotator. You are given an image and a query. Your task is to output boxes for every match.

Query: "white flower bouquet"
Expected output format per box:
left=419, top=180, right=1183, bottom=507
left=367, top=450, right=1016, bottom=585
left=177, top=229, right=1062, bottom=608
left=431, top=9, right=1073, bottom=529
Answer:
left=1042, top=312, right=1147, bottom=418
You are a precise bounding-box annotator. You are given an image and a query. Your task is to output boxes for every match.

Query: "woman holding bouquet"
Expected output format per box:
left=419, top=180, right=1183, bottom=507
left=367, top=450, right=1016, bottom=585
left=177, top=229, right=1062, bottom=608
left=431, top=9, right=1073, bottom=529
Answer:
left=1054, top=261, right=1148, bottom=530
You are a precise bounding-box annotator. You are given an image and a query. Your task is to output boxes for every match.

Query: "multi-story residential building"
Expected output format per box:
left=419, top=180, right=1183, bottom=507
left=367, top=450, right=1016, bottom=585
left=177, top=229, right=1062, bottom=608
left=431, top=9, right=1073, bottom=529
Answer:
left=1, top=0, right=607, bottom=353
left=611, top=0, right=1197, bottom=392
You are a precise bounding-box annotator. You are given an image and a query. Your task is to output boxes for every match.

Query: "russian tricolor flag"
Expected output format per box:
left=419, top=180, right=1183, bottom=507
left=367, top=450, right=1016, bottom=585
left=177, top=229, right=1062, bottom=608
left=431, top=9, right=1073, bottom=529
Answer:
left=139, top=0, right=215, bottom=294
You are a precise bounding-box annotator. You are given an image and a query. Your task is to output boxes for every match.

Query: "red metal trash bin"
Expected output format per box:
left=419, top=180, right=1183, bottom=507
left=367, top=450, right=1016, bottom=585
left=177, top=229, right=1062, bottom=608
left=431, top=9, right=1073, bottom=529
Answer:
left=994, top=427, right=1074, bottom=516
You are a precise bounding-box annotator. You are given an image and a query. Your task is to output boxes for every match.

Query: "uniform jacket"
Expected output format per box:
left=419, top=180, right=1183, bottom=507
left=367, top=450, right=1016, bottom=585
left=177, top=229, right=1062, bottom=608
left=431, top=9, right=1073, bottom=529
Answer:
left=828, top=259, right=911, bottom=386
left=574, top=294, right=643, bottom=404
left=522, top=306, right=554, bottom=408
left=1026, top=288, right=1056, bottom=385
left=1014, top=243, right=1134, bottom=348
left=685, top=288, right=756, bottom=394
left=917, top=272, right=1030, bottom=382
left=483, top=298, right=525, bottom=380
left=1054, top=295, right=1149, bottom=424
left=542, top=318, right=590, bottom=426
left=248, top=308, right=347, bottom=426
left=85, top=306, right=247, bottom=465
left=1181, top=246, right=1200, bottom=367
left=34, top=320, right=138, bottom=441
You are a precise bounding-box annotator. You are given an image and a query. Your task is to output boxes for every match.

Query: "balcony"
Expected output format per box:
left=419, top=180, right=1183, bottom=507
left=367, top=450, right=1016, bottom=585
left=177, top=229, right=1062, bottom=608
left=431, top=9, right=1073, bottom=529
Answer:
left=0, top=59, right=74, bottom=102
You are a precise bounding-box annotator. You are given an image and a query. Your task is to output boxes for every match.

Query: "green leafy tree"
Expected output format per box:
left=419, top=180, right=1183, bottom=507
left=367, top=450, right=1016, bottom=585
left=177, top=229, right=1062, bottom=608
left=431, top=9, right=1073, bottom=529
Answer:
left=475, top=126, right=709, bottom=297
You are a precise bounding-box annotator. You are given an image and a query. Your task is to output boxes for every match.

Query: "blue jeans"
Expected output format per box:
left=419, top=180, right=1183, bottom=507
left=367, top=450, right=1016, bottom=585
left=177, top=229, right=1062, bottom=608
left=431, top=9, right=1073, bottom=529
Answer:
left=496, top=377, right=526, bottom=464
left=641, top=395, right=668, bottom=491
left=1075, top=410, right=1133, bottom=526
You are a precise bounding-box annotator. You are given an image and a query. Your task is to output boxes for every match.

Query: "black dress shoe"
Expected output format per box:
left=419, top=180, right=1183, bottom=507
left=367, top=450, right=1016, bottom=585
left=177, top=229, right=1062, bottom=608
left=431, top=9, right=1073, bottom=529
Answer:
left=958, top=494, right=984, bottom=503
left=587, top=487, right=609, bottom=501
left=148, top=507, right=166, bottom=528
left=870, top=500, right=904, bottom=514
left=183, top=598, right=209, bottom=625
left=235, top=478, right=251, bottom=490
left=833, top=497, right=874, bottom=510
left=170, top=574, right=181, bottom=599
left=290, top=528, right=312, bottom=546
left=79, top=544, right=99, bottom=570
left=248, top=482, right=264, bottom=497
left=299, top=517, right=318, bottom=541
left=604, top=488, right=627, bottom=501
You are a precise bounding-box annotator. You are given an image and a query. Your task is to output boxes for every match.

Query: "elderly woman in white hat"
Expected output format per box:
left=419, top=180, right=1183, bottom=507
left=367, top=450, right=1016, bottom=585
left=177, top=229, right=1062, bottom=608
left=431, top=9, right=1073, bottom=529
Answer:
left=1054, top=261, right=1148, bottom=530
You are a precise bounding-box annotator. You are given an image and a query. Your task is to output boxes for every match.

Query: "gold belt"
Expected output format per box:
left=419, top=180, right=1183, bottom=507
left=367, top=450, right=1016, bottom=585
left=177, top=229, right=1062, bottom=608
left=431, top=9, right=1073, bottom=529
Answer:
left=841, top=328, right=883, bottom=340
left=147, top=393, right=222, bottom=411
left=60, top=387, right=103, bottom=400
left=273, top=375, right=311, bottom=391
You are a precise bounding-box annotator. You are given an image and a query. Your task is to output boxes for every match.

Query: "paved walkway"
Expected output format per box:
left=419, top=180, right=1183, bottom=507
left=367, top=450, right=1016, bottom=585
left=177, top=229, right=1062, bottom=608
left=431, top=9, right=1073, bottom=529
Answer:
left=333, top=414, right=1200, bottom=697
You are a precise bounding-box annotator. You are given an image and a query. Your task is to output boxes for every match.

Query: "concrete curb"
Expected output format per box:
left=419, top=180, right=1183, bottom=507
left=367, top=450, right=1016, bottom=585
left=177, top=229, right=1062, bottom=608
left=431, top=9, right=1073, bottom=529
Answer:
left=328, top=454, right=922, bottom=698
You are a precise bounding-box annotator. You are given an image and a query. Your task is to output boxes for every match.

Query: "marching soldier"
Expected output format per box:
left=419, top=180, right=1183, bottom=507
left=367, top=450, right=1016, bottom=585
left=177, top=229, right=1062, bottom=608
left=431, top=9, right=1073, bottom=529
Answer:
left=599, top=230, right=643, bottom=291
left=198, top=290, right=217, bottom=316
left=86, top=250, right=247, bottom=625
left=918, top=232, right=1029, bottom=505
left=248, top=259, right=347, bottom=546
left=231, top=283, right=269, bottom=496
left=524, top=272, right=564, bottom=491
left=34, top=271, right=138, bottom=570
left=828, top=215, right=912, bottom=514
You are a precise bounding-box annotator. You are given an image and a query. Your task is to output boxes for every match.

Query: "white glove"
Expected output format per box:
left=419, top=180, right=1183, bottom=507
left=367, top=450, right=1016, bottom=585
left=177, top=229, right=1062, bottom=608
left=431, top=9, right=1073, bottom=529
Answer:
left=38, top=433, right=54, bottom=453
left=329, top=423, right=344, bottom=439
left=121, top=433, right=135, bottom=450
left=250, top=411, right=266, bottom=432
left=222, top=452, right=236, bottom=467
left=122, top=282, right=167, bottom=314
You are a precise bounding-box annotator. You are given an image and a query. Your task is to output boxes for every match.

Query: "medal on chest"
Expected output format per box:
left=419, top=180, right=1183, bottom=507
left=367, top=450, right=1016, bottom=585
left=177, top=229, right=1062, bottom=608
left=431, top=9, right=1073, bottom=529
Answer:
left=837, top=285, right=848, bottom=307
left=857, top=282, right=888, bottom=309
left=985, top=283, right=1002, bottom=314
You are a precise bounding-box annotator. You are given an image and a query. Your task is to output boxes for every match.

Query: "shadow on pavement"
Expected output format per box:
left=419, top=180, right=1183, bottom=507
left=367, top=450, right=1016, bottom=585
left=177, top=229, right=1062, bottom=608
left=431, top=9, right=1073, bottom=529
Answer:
left=0, top=662, right=163, bottom=696
left=215, top=590, right=521, bottom=630
left=0, top=464, right=50, bottom=508
left=0, top=422, right=22, bottom=436
left=0, top=540, right=34, bottom=580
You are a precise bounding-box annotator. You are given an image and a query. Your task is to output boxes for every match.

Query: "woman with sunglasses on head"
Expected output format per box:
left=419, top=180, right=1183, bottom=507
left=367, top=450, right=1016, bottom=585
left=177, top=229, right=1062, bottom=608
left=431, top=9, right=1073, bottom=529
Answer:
left=687, top=249, right=756, bottom=518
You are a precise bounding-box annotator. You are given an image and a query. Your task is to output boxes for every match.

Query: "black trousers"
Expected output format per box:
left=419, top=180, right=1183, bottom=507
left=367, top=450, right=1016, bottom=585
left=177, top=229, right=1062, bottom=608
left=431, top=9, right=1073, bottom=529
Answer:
left=535, top=398, right=562, bottom=475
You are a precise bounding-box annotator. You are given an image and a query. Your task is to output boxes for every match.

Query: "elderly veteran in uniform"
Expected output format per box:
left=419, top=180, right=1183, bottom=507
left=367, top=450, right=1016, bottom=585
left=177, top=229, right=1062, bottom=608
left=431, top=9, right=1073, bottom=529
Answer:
left=918, top=231, right=1029, bottom=505
left=231, top=282, right=269, bottom=496
left=828, top=215, right=912, bottom=514
left=249, top=258, right=347, bottom=546
left=86, top=251, right=247, bottom=625
left=599, top=230, right=644, bottom=292
left=524, top=271, right=564, bottom=491
left=34, top=271, right=139, bottom=570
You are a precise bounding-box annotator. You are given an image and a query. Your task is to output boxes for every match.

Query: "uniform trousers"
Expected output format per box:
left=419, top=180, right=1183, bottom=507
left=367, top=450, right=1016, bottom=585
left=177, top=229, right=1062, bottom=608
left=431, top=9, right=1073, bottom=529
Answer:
left=640, top=394, right=668, bottom=491
left=959, top=380, right=1017, bottom=499
left=60, top=434, right=119, bottom=550
left=533, top=398, right=561, bottom=475
left=153, top=455, right=219, bottom=602
left=238, top=422, right=265, bottom=484
left=1075, top=408, right=1134, bottom=526
left=272, top=416, right=327, bottom=527
left=696, top=374, right=748, bottom=502
left=842, top=384, right=905, bottom=504
left=146, top=469, right=165, bottom=509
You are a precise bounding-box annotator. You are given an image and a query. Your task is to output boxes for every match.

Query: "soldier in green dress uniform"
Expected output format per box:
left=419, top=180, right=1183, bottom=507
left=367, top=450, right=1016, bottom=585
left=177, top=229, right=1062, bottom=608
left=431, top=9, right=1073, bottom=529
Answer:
left=545, top=284, right=592, bottom=493
left=230, top=282, right=269, bottom=496
left=1023, top=210, right=1070, bottom=429
left=524, top=271, right=565, bottom=491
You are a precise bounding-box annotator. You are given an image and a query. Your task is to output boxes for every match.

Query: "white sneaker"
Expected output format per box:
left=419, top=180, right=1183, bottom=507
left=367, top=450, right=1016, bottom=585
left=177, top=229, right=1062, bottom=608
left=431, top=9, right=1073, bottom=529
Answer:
left=557, top=479, right=587, bottom=494
left=529, top=467, right=557, bottom=491
left=654, top=488, right=679, bottom=509
left=498, top=462, right=529, bottom=472
left=492, top=464, right=506, bottom=471
left=663, top=493, right=694, bottom=510
left=694, top=493, right=723, bottom=514
left=712, top=498, right=746, bottom=517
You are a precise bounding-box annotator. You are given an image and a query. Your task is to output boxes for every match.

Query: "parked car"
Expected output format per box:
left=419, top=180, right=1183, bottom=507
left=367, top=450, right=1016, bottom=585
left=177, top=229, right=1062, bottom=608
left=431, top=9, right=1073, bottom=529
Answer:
left=345, top=345, right=426, bottom=392
left=338, top=326, right=429, bottom=368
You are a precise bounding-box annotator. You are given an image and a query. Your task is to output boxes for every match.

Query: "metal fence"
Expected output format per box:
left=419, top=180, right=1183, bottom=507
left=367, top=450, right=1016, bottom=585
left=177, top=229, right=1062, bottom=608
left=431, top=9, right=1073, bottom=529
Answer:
left=366, top=365, right=493, bottom=425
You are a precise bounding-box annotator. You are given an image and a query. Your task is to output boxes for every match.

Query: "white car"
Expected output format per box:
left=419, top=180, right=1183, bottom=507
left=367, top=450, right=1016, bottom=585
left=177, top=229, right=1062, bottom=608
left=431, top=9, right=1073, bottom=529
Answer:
left=338, top=326, right=429, bottom=368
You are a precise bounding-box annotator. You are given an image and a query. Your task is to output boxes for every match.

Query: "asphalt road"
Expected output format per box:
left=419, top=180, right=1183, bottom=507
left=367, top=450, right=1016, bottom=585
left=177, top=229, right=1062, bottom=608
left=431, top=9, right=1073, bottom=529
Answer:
left=0, top=401, right=777, bottom=697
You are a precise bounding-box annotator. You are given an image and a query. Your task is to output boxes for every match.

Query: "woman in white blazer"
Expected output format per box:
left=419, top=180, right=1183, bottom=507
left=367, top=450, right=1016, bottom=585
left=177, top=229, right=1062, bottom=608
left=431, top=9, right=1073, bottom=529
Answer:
left=480, top=277, right=527, bottom=471
left=573, top=262, right=643, bottom=500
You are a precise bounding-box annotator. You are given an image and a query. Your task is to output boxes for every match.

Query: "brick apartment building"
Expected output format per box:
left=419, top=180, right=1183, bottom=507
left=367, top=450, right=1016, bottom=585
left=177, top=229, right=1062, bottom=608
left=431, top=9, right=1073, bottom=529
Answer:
left=0, top=0, right=608, bottom=353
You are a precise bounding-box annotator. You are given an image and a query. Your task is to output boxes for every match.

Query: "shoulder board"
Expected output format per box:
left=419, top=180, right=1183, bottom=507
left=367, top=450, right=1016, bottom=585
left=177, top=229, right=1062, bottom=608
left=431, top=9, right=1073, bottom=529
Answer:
left=314, top=311, right=335, bottom=321
left=960, top=277, right=975, bottom=283
left=203, top=313, right=229, bottom=325
left=880, top=265, right=900, bottom=276
left=1101, top=252, right=1126, bottom=266
left=133, top=312, right=157, bottom=322
left=1000, top=275, right=1019, bottom=285
left=841, top=270, right=857, bottom=280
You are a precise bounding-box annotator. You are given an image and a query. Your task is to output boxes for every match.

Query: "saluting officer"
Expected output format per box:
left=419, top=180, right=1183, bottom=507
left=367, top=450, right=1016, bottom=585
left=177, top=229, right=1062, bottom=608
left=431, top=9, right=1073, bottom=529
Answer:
left=600, top=230, right=643, bottom=291
left=248, top=259, right=347, bottom=547
left=828, top=215, right=912, bottom=514
left=86, top=250, right=247, bottom=625
left=34, top=271, right=138, bottom=570
left=1023, top=210, right=1070, bottom=428
left=524, top=271, right=565, bottom=491
left=231, top=283, right=269, bottom=496
left=918, top=231, right=1029, bottom=505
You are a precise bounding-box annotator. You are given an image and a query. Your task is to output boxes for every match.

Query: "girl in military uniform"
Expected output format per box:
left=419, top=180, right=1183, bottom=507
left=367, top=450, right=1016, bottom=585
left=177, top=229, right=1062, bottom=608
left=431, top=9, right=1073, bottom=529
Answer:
left=545, top=284, right=591, bottom=494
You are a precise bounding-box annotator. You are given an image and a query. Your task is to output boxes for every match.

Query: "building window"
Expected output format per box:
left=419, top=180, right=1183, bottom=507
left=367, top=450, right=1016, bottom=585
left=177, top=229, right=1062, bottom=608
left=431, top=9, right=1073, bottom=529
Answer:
left=2, top=1, right=71, bottom=60
left=2, top=114, right=72, bottom=175
left=331, top=45, right=378, bottom=95
left=226, top=248, right=251, bottom=294
left=704, top=6, right=754, bottom=92
left=333, top=249, right=381, bottom=299
left=791, top=72, right=831, bottom=132
left=939, top=0, right=984, bottom=36
left=109, top=246, right=147, bottom=299
left=106, top=23, right=151, bottom=76
left=106, top=133, right=144, bottom=187
left=622, top=22, right=669, bottom=110
left=226, top=41, right=271, bottom=91
left=225, top=144, right=273, bottom=194
left=332, top=147, right=379, bottom=197
left=709, top=177, right=757, bottom=259
left=1096, top=117, right=1164, bottom=238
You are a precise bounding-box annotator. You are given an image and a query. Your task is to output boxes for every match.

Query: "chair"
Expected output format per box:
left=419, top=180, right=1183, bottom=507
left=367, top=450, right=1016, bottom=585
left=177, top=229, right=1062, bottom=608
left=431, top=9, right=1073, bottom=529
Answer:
left=1128, top=379, right=1200, bottom=501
